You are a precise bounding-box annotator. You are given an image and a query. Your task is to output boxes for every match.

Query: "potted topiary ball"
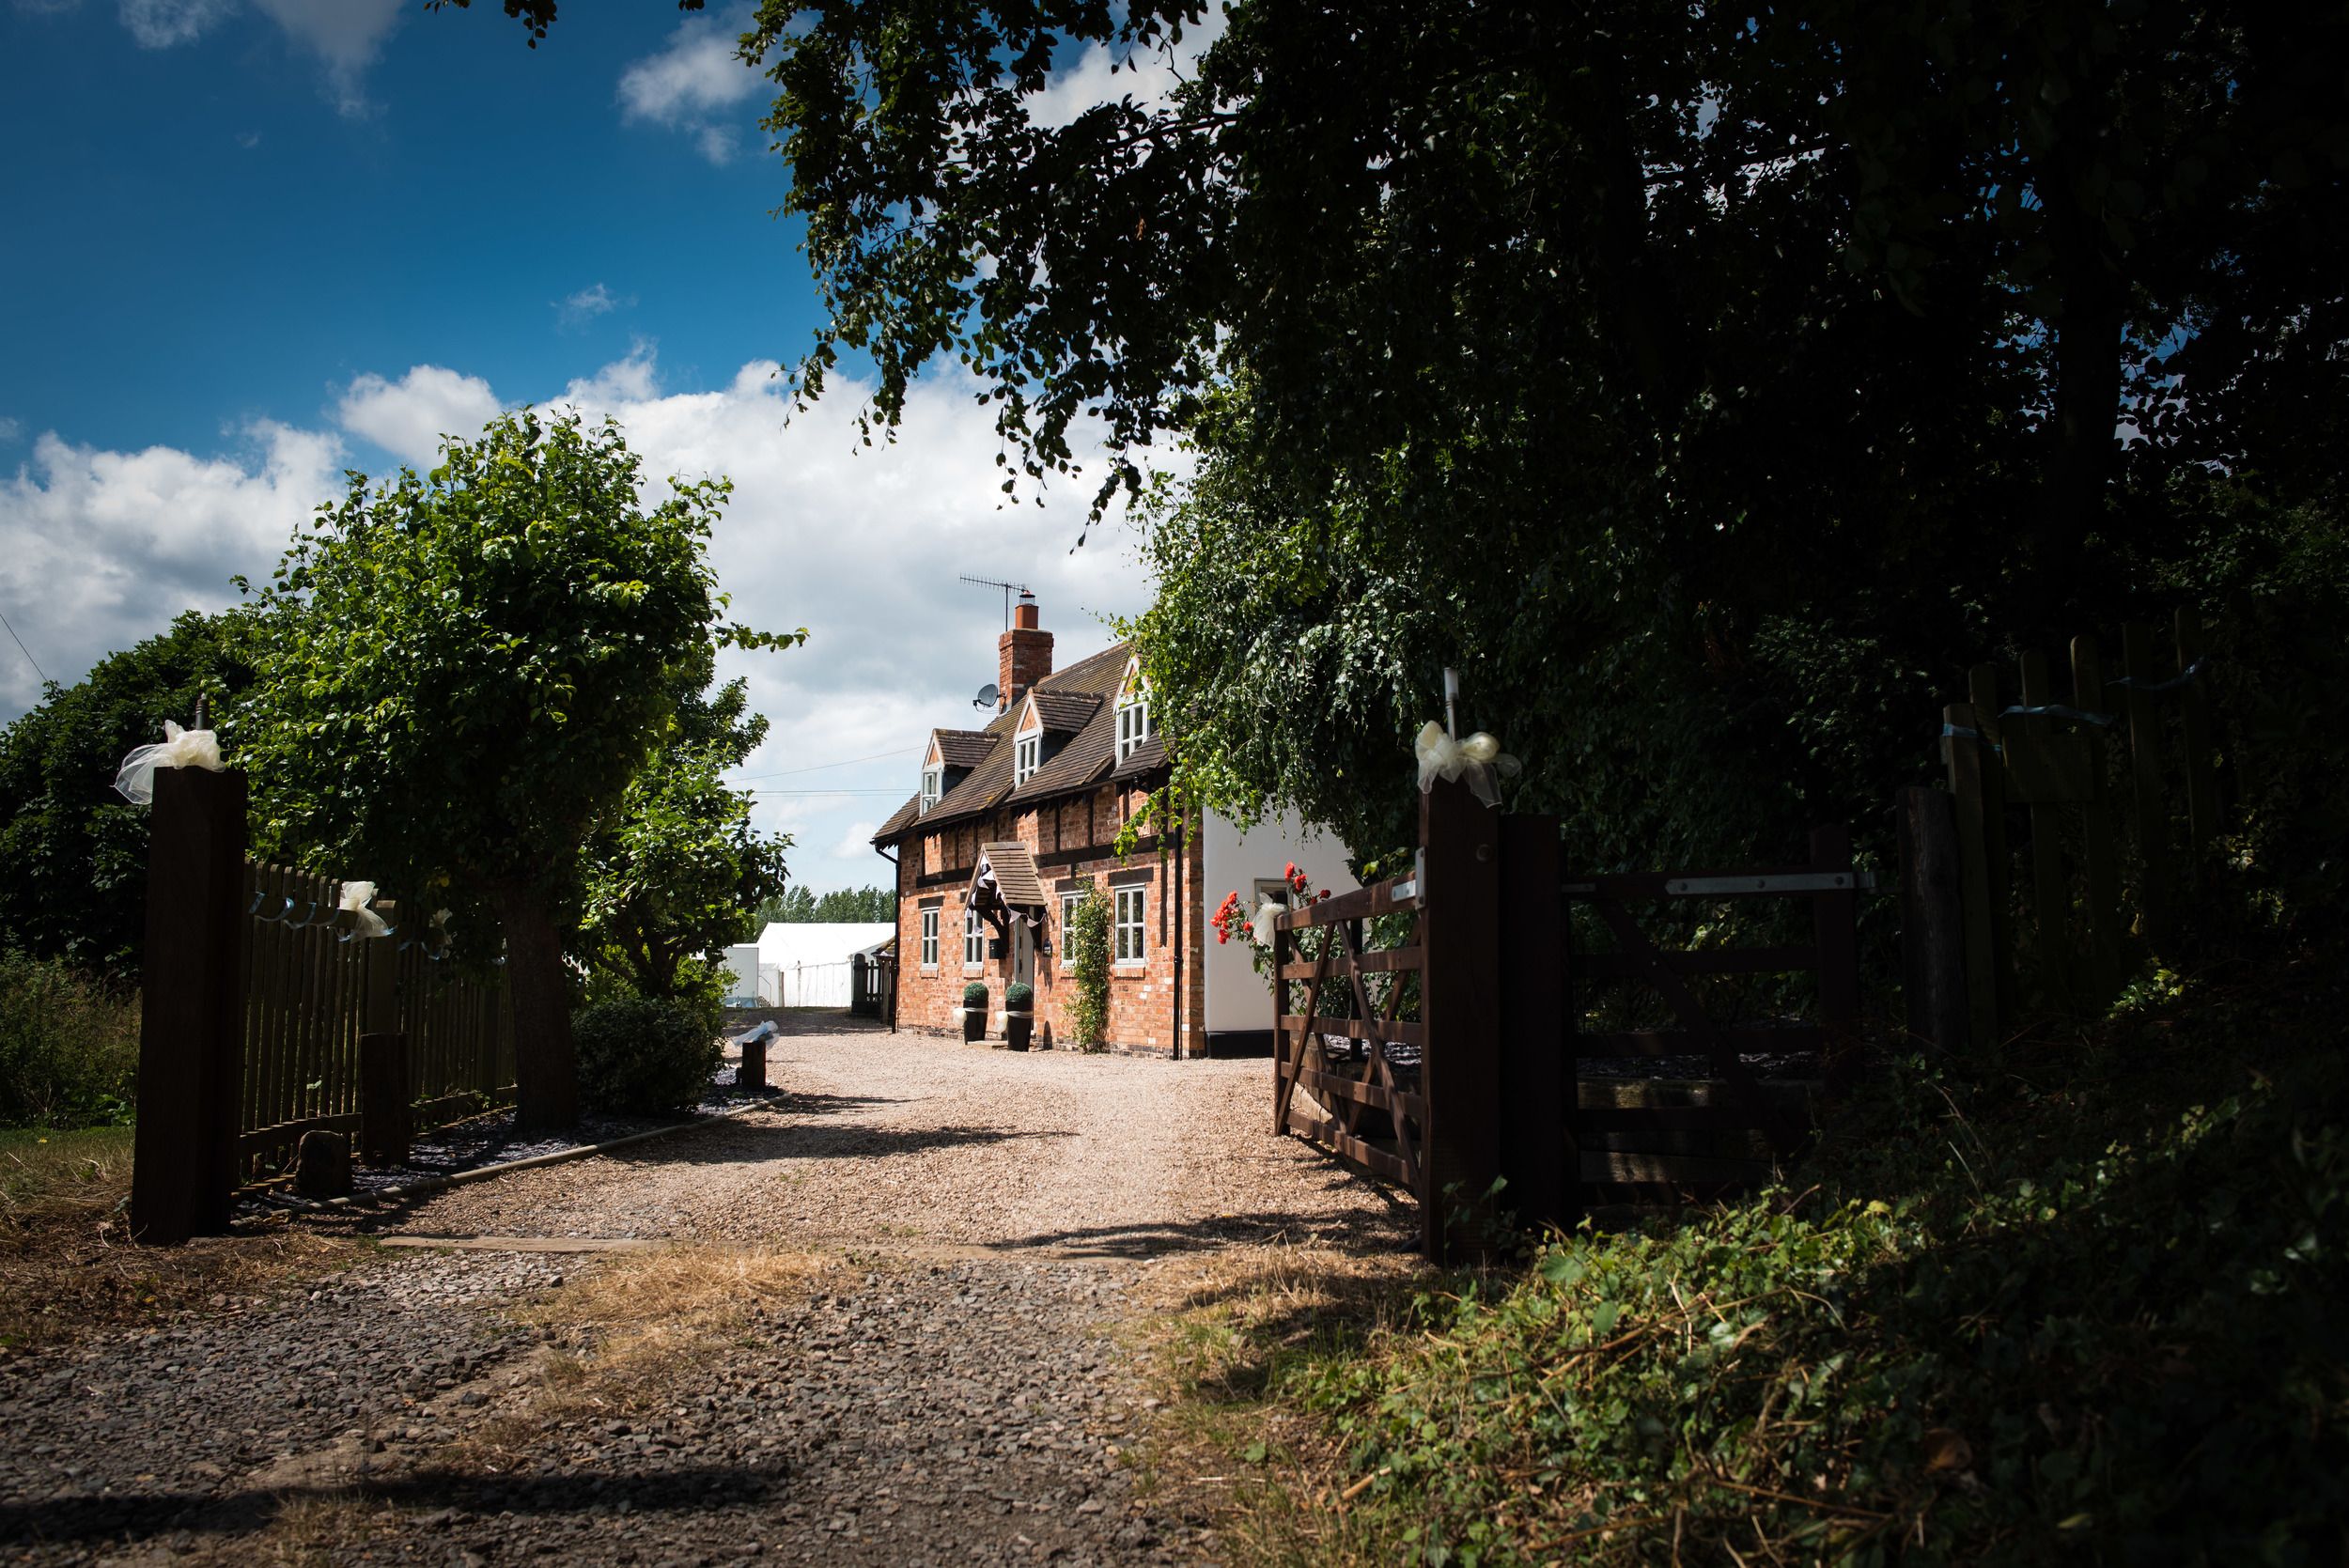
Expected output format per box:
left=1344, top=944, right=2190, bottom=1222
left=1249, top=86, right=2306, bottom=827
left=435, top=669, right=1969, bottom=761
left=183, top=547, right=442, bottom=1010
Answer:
left=1003, top=982, right=1034, bottom=1051
left=962, top=980, right=989, bottom=1042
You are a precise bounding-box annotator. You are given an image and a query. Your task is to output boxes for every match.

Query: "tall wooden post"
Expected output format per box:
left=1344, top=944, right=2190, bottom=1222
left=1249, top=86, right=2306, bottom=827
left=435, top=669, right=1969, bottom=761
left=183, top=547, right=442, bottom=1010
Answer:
left=1810, top=825, right=1860, bottom=1085
left=2121, top=621, right=2170, bottom=940
left=2015, top=651, right=2073, bottom=1011
left=1943, top=703, right=2000, bottom=1053
left=130, top=767, right=247, bottom=1245
left=1419, top=774, right=1501, bottom=1262
left=2071, top=635, right=2124, bottom=1005
left=1496, top=814, right=1565, bottom=1235
left=2175, top=607, right=2221, bottom=884
left=1895, top=787, right=1968, bottom=1054
left=1965, top=664, right=2018, bottom=1021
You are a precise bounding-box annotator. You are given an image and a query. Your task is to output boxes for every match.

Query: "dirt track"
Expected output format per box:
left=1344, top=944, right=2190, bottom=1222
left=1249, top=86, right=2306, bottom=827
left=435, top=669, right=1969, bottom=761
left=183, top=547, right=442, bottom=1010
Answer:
left=0, top=1019, right=1410, bottom=1566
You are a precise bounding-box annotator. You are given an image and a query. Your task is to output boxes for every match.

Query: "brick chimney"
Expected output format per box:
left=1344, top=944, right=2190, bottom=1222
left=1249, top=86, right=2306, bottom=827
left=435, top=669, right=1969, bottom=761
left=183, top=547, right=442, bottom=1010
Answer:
left=999, top=591, right=1052, bottom=709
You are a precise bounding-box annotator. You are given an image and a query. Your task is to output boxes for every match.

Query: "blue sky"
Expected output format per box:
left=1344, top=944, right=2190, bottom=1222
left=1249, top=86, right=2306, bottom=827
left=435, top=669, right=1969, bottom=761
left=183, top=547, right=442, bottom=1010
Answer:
left=1, top=0, right=1186, bottom=891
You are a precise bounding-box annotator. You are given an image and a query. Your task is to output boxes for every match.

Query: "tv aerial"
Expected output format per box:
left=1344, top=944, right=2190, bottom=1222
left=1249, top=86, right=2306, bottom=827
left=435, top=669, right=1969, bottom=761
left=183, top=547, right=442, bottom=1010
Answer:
left=958, top=574, right=1030, bottom=631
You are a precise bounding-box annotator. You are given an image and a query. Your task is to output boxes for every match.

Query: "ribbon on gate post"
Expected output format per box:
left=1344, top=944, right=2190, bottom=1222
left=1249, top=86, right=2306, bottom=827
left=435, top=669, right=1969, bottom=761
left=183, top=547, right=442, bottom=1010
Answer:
left=113, top=721, right=225, bottom=804
left=336, top=880, right=391, bottom=939
left=1414, top=721, right=1521, bottom=808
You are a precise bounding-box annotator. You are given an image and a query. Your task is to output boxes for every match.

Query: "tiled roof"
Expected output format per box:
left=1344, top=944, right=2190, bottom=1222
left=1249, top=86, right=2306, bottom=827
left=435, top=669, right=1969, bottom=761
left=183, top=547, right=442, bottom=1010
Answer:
left=1023, top=691, right=1102, bottom=734
left=879, top=640, right=1147, bottom=841
left=1110, top=731, right=1168, bottom=781
left=930, top=729, right=998, bottom=768
left=971, top=842, right=1049, bottom=909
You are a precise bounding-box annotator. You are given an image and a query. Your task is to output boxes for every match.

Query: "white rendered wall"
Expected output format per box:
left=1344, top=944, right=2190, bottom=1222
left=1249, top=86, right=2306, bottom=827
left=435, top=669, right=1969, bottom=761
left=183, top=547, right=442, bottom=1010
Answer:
left=1200, top=811, right=1359, bottom=1034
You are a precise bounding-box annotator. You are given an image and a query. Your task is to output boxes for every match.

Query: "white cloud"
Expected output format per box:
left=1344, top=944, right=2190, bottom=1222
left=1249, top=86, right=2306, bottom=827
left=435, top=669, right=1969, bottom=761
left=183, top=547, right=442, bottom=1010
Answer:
left=1026, top=4, right=1227, bottom=131
left=618, top=3, right=762, bottom=165
left=0, top=422, right=342, bottom=712
left=555, top=284, right=626, bottom=330
left=0, top=417, right=22, bottom=444
left=247, top=0, right=405, bottom=114
left=118, top=0, right=233, bottom=49
left=337, top=365, right=502, bottom=471
left=545, top=348, right=1160, bottom=892
left=3, top=347, right=1160, bottom=895
left=827, top=821, right=879, bottom=861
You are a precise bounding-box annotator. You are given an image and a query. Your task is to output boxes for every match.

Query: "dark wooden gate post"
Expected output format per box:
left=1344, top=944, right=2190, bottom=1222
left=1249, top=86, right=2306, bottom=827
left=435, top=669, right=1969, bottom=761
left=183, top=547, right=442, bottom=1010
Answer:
left=1810, top=824, right=1861, bottom=1087
left=1419, top=774, right=1501, bottom=1262
left=1497, top=814, right=1566, bottom=1235
left=130, top=766, right=247, bottom=1245
left=358, top=912, right=410, bottom=1167
left=1895, top=787, right=1968, bottom=1054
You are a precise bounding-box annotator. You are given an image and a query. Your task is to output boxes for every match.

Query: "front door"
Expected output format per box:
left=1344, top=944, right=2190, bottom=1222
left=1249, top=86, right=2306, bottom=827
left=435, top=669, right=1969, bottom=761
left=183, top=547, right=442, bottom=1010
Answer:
left=1011, top=917, right=1034, bottom=990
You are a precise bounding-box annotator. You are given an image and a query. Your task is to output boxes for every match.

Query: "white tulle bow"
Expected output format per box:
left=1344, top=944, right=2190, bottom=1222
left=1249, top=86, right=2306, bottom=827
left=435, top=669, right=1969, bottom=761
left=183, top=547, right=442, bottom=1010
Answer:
left=1251, top=898, right=1286, bottom=947
left=113, top=721, right=225, bottom=804
left=338, top=880, right=390, bottom=939
left=1414, top=721, right=1521, bottom=807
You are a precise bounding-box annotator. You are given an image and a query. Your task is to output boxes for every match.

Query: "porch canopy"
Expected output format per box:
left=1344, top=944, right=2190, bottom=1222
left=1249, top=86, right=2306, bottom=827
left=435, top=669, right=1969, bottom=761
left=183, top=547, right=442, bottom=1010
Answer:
left=969, top=841, right=1048, bottom=930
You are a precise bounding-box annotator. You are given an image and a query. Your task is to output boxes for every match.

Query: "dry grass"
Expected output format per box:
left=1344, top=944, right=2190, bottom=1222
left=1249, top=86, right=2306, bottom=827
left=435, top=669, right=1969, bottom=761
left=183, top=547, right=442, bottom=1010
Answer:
left=1117, top=1241, right=1434, bottom=1565
left=0, top=1126, right=359, bottom=1347
left=449, top=1241, right=832, bottom=1469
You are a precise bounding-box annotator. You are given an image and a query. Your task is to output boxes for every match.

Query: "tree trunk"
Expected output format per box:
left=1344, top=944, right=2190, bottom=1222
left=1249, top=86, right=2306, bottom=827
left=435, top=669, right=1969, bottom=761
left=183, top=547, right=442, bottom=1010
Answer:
left=496, top=883, right=580, bottom=1130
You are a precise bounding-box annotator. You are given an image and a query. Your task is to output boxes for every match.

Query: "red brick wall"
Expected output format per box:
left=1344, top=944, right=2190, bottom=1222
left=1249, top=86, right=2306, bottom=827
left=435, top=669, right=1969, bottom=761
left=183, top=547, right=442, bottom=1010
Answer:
left=892, top=786, right=1207, bottom=1057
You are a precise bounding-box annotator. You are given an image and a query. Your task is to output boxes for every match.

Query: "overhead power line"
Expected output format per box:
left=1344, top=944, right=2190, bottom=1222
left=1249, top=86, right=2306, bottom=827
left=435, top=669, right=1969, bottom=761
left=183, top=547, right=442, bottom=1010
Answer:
left=0, top=609, right=47, bottom=685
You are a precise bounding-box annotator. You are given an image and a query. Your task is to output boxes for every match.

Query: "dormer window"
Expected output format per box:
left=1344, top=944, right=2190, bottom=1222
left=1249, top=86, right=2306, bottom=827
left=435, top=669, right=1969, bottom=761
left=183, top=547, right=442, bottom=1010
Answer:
left=1116, top=664, right=1153, bottom=762
left=1015, top=734, right=1040, bottom=784
left=921, top=766, right=942, bottom=814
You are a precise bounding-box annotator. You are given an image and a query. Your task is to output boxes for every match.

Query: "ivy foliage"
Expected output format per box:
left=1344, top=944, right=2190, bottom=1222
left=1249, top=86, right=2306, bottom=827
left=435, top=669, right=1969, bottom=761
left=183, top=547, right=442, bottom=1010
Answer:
left=1203, top=961, right=2349, bottom=1563
left=1067, top=884, right=1112, bottom=1050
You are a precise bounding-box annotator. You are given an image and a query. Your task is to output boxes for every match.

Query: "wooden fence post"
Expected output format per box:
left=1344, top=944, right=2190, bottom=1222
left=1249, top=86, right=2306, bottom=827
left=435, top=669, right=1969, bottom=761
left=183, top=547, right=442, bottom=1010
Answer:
left=1496, top=814, right=1565, bottom=1236
left=1943, top=703, right=2001, bottom=1053
left=2070, top=635, right=2124, bottom=1005
left=358, top=1032, right=411, bottom=1167
left=2015, top=651, right=2073, bottom=1012
left=2175, top=607, right=2221, bottom=884
left=2121, top=621, right=2171, bottom=940
left=1965, top=664, right=2019, bottom=1020
left=130, top=766, right=248, bottom=1245
left=1810, top=824, right=1860, bottom=1086
left=1419, top=773, right=1501, bottom=1263
left=1895, top=787, right=1968, bottom=1054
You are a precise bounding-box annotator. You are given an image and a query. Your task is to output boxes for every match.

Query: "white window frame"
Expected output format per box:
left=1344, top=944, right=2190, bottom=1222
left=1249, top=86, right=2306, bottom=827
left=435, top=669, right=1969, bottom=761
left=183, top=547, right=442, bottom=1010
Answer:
left=963, top=907, right=984, bottom=969
left=1115, top=666, right=1152, bottom=763
left=1113, top=886, right=1147, bottom=964
left=1059, top=892, right=1081, bottom=965
left=920, top=908, right=940, bottom=970
left=921, top=766, right=942, bottom=814
left=1015, top=731, right=1041, bottom=785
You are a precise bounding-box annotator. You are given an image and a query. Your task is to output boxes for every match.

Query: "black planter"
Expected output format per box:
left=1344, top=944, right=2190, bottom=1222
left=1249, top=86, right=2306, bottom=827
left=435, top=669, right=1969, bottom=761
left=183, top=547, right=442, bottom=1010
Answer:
left=962, top=1006, right=988, bottom=1043
left=1004, top=1012, right=1034, bottom=1051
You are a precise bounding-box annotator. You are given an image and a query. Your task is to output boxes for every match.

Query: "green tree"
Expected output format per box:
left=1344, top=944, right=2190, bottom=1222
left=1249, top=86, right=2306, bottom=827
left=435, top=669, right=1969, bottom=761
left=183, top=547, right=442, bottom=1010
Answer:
left=577, top=671, right=791, bottom=1006
left=240, top=409, right=801, bottom=1130
left=0, top=612, right=256, bottom=976
left=458, top=0, right=2345, bottom=878
left=752, top=884, right=895, bottom=924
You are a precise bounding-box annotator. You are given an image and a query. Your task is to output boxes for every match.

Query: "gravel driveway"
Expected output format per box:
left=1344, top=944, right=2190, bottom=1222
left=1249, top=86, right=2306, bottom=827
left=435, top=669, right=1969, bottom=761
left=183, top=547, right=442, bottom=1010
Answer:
left=0, top=1021, right=1411, bottom=1565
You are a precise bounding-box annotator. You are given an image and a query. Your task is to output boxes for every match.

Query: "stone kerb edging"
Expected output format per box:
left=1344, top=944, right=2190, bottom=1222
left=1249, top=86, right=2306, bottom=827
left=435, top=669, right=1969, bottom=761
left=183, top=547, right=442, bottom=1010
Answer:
left=283, top=1101, right=764, bottom=1213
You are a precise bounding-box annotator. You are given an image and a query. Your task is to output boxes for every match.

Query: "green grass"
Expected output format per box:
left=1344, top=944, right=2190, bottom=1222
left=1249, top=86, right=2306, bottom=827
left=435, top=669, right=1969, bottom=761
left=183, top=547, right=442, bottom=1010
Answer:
left=1160, top=958, right=2349, bottom=1566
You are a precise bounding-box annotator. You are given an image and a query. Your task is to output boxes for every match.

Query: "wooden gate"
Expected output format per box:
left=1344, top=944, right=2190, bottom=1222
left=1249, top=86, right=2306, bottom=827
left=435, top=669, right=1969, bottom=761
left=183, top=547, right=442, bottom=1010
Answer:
left=1566, top=826, right=1863, bottom=1205
left=1270, top=774, right=1865, bottom=1260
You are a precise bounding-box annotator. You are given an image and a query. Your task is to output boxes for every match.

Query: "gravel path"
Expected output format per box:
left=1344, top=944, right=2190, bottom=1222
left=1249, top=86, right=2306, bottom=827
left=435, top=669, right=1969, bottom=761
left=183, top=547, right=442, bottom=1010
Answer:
left=0, top=1023, right=1409, bottom=1564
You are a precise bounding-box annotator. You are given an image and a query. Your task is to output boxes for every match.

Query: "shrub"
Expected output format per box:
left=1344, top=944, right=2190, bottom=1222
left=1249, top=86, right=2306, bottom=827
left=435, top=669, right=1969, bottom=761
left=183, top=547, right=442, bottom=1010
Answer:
left=962, top=981, right=988, bottom=1008
left=0, top=952, right=139, bottom=1129
left=1005, top=982, right=1034, bottom=1009
left=571, top=997, right=721, bottom=1117
left=1067, top=885, right=1111, bottom=1050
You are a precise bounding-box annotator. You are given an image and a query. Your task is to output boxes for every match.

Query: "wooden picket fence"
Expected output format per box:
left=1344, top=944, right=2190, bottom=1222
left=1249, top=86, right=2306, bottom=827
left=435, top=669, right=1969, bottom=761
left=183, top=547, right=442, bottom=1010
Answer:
left=1931, top=605, right=2226, bottom=1049
left=238, top=862, right=514, bottom=1167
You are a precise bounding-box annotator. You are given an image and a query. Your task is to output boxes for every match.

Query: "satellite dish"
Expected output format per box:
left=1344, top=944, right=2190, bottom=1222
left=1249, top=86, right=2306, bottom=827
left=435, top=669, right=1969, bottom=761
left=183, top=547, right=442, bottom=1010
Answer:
left=973, top=683, right=1001, bottom=709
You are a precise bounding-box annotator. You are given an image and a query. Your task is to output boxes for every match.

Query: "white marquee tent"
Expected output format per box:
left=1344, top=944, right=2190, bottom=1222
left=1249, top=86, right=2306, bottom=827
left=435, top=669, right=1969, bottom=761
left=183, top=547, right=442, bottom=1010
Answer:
left=752, top=922, right=894, bottom=1007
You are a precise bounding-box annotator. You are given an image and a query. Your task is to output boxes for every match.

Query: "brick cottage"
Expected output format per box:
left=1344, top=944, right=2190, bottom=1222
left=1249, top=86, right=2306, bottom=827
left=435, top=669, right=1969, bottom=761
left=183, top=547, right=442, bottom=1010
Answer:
left=870, top=592, right=1356, bottom=1057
